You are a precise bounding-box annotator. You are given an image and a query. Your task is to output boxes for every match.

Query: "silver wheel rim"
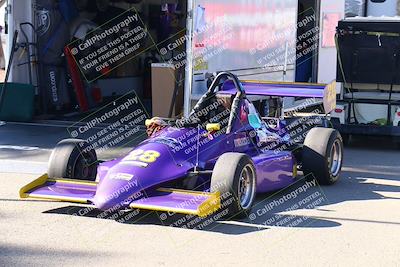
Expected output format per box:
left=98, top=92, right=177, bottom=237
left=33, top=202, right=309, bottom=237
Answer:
left=329, top=139, right=342, bottom=177
left=238, top=164, right=256, bottom=210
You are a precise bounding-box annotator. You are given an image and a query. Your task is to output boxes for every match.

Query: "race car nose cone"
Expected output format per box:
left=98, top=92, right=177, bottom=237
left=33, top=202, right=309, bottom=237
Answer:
left=92, top=175, right=142, bottom=211
left=92, top=195, right=115, bottom=211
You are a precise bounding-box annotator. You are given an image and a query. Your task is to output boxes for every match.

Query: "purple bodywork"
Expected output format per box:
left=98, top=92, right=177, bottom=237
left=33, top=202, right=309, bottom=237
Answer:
left=90, top=126, right=294, bottom=210
left=20, top=74, right=333, bottom=216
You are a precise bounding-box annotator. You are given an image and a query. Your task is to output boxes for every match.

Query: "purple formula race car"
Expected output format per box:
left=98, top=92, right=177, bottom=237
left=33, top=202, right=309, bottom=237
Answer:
left=20, top=72, right=343, bottom=218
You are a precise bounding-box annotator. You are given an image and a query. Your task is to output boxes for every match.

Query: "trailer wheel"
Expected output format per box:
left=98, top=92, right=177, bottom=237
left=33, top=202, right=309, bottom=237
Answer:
left=302, top=128, right=343, bottom=185
left=210, top=153, right=257, bottom=218
left=48, top=139, right=97, bottom=181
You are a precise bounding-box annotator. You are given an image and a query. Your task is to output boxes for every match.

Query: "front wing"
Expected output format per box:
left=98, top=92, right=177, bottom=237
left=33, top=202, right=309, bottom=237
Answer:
left=19, top=174, right=220, bottom=217
left=19, top=174, right=97, bottom=204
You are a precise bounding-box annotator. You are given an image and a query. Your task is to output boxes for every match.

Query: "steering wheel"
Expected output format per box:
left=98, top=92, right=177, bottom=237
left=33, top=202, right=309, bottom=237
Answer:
left=181, top=72, right=246, bottom=133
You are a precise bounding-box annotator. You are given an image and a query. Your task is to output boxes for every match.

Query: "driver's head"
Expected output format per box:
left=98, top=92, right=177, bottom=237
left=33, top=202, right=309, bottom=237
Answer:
left=216, top=94, right=232, bottom=110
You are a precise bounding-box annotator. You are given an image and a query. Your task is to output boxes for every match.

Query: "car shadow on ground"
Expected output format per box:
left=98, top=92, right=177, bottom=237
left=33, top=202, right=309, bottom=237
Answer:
left=43, top=165, right=400, bottom=235
left=43, top=203, right=341, bottom=236
left=43, top=175, right=345, bottom=235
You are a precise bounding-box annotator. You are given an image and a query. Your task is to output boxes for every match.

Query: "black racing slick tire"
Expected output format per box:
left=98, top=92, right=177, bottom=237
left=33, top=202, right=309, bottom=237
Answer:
left=302, top=128, right=343, bottom=185
left=210, top=153, right=257, bottom=218
left=48, top=139, right=97, bottom=181
left=341, top=133, right=351, bottom=146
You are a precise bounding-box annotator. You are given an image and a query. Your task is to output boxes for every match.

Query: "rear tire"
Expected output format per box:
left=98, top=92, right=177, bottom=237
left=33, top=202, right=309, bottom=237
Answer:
left=302, top=128, right=343, bottom=185
left=48, top=139, right=97, bottom=181
left=341, top=133, right=351, bottom=146
left=210, top=153, right=256, bottom=218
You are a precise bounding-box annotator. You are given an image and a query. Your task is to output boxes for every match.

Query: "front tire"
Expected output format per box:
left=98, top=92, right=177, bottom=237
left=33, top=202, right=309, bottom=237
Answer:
left=210, top=153, right=257, bottom=218
left=48, top=139, right=97, bottom=181
left=302, top=128, right=343, bottom=185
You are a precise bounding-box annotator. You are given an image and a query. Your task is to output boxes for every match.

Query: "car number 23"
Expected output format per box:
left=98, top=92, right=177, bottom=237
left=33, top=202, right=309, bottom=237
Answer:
left=122, top=149, right=161, bottom=167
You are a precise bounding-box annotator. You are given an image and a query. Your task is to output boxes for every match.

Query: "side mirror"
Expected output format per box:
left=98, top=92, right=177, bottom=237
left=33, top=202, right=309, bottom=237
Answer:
left=206, top=123, right=221, bottom=132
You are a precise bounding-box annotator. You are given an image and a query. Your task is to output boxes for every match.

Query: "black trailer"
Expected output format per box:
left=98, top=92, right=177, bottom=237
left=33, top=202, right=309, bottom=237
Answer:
left=333, top=17, right=400, bottom=142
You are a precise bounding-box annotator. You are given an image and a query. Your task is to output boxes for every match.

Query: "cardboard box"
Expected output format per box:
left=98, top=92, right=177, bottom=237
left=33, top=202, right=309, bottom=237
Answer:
left=151, top=63, right=183, bottom=117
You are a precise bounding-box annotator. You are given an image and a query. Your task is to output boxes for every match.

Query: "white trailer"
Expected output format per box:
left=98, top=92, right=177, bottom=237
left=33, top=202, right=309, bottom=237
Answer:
left=4, top=0, right=344, bottom=118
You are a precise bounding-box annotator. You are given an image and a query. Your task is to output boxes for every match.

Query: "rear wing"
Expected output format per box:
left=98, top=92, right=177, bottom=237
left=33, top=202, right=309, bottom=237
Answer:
left=220, top=80, right=337, bottom=114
